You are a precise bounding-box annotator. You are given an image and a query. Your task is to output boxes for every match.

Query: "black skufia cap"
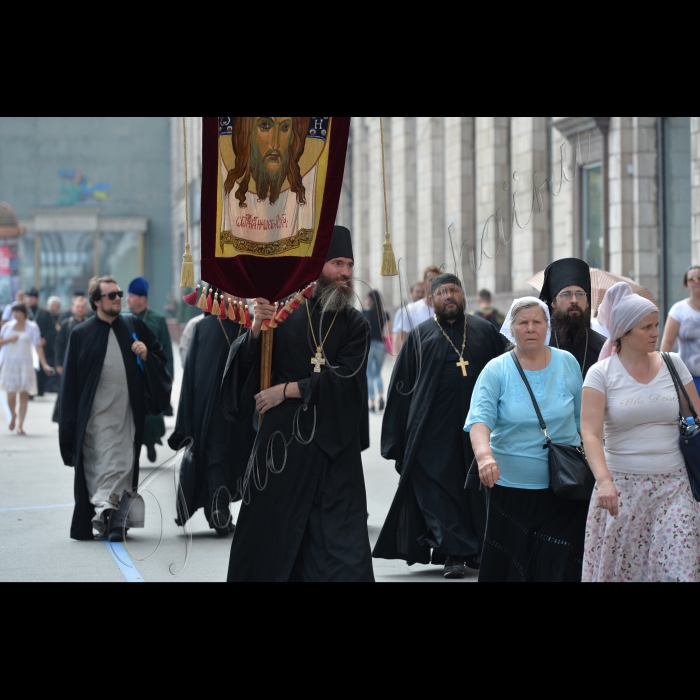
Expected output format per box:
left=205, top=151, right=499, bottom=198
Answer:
left=326, top=226, right=354, bottom=262
left=540, top=258, right=592, bottom=305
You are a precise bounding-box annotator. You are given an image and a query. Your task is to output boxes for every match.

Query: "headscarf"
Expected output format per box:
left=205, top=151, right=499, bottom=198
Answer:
left=598, top=282, right=659, bottom=360
left=500, top=297, right=552, bottom=346
left=539, top=258, right=592, bottom=306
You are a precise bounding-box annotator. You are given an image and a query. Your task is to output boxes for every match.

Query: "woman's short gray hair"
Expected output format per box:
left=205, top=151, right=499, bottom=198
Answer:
left=510, top=300, right=550, bottom=327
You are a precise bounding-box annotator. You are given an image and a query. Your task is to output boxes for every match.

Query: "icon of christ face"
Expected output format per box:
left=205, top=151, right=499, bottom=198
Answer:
left=225, top=116, right=310, bottom=208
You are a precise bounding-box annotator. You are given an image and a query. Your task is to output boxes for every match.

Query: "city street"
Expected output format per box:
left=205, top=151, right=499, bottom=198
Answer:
left=0, top=347, right=477, bottom=583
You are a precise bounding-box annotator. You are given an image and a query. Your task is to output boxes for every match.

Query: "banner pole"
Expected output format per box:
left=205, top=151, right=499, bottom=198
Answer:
left=259, top=327, right=274, bottom=425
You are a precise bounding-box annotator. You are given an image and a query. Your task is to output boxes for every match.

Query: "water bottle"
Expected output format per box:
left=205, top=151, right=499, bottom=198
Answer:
left=683, top=417, right=700, bottom=438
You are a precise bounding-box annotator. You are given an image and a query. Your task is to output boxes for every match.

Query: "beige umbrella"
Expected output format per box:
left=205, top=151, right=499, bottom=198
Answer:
left=527, top=269, right=659, bottom=313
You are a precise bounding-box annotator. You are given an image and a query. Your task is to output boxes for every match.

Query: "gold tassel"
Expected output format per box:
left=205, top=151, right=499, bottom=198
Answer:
left=379, top=117, right=398, bottom=277
left=180, top=243, right=196, bottom=288
left=238, top=301, right=246, bottom=326
left=211, top=293, right=221, bottom=317
left=197, top=286, right=209, bottom=310
left=228, top=298, right=236, bottom=322
left=381, top=235, right=399, bottom=277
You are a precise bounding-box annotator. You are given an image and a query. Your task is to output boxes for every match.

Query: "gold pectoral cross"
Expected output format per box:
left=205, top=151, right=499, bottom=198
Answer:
left=311, top=347, right=326, bottom=373
left=456, top=357, right=469, bottom=377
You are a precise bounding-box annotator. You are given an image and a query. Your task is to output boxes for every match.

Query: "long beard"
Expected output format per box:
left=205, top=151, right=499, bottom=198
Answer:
left=250, top=143, right=289, bottom=205
left=314, top=275, right=355, bottom=313
left=436, top=306, right=465, bottom=323
left=552, top=307, right=590, bottom=346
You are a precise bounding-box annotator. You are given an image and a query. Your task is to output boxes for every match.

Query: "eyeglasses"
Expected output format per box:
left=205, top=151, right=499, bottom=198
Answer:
left=557, top=292, right=588, bottom=301
left=688, top=277, right=700, bottom=284
left=101, top=291, right=124, bottom=301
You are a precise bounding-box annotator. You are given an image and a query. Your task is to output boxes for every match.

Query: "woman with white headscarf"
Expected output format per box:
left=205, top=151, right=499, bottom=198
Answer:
left=465, top=297, right=589, bottom=582
left=582, top=282, right=700, bottom=582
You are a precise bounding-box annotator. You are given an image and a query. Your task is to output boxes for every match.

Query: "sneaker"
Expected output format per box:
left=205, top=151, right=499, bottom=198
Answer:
left=444, top=558, right=468, bottom=580
left=370, top=405, right=376, bottom=414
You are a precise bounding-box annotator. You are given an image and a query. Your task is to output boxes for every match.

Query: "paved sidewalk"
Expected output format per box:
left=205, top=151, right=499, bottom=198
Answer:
left=0, top=349, right=476, bottom=583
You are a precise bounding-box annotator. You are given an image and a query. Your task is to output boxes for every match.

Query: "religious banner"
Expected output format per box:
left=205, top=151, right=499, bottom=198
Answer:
left=201, top=116, right=351, bottom=302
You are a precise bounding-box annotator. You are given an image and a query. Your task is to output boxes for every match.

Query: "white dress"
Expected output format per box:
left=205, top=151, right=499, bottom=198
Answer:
left=0, top=322, right=40, bottom=395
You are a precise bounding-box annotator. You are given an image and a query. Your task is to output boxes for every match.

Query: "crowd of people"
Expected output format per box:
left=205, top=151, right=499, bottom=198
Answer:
left=3, top=233, right=700, bottom=583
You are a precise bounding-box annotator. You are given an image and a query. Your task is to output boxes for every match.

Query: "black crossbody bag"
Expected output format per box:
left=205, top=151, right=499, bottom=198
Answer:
left=661, top=353, right=700, bottom=502
left=511, top=351, right=595, bottom=501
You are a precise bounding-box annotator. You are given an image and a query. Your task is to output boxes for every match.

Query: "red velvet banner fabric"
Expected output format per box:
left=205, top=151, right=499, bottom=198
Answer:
left=201, top=116, right=351, bottom=302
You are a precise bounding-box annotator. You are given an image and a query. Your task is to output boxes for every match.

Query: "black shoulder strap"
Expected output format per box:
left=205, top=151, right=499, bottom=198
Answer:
left=662, top=352, right=698, bottom=420
left=510, top=350, right=550, bottom=440
left=123, top=314, right=136, bottom=337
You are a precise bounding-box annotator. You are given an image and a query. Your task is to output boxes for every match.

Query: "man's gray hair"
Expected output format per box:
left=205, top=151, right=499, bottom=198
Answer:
left=48, top=296, right=62, bottom=308
left=510, top=300, right=549, bottom=327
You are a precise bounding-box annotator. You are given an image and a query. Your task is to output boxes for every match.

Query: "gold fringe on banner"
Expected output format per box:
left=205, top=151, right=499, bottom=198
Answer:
left=379, top=117, right=398, bottom=277
left=180, top=117, right=196, bottom=288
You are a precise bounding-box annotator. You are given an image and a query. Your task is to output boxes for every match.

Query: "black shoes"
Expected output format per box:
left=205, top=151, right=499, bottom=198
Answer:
left=444, top=558, right=468, bottom=580
left=147, top=444, right=157, bottom=463
left=379, top=398, right=385, bottom=411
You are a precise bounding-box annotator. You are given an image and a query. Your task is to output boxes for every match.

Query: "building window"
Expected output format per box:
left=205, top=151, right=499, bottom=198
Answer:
left=583, top=165, right=604, bottom=270
left=662, top=116, right=692, bottom=315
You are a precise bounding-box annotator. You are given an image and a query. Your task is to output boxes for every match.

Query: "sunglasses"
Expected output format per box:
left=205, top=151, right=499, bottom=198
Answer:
left=101, top=291, right=124, bottom=301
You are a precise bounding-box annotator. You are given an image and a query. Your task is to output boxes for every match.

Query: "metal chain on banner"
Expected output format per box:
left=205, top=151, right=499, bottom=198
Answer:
left=180, top=117, right=195, bottom=288
left=379, top=117, right=398, bottom=277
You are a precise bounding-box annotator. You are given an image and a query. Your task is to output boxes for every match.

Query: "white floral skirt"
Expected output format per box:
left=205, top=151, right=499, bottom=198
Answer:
left=583, top=469, right=700, bottom=583
left=0, top=357, right=37, bottom=395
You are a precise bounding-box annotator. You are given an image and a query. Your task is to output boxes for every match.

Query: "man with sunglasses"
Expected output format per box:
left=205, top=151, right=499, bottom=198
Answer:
left=539, top=259, right=606, bottom=378
left=59, top=276, right=170, bottom=542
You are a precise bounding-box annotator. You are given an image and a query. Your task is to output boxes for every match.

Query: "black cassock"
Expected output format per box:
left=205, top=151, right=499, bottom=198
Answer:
left=59, top=316, right=168, bottom=541
left=221, top=301, right=374, bottom=583
left=374, top=314, right=508, bottom=567
left=551, top=328, right=606, bottom=379
left=168, top=316, right=256, bottom=529
left=52, top=315, right=86, bottom=424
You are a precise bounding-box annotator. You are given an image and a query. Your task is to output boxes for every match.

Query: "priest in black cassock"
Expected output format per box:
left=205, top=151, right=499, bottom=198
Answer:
left=26, top=288, right=54, bottom=396
left=169, top=291, right=256, bottom=537
left=221, top=226, right=374, bottom=583
left=539, top=258, right=606, bottom=378
left=373, top=274, right=508, bottom=579
left=59, top=277, right=170, bottom=542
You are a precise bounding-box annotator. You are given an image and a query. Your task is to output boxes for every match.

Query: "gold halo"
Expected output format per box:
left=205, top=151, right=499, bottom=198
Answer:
left=220, top=118, right=328, bottom=196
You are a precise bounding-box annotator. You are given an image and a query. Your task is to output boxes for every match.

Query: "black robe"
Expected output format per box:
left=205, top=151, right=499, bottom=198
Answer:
left=373, top=314, right=508, bottom=567
left=59, top=315, right=168, bottom=541
left=550, top=328, right=606, bottom=378
left=168, top=316, right=256, bottom=528
left=29, top=306, right=55, bottom=394
left=221, top=301, right=374, bottom=583
left=52, top=315, right=86, bottom=424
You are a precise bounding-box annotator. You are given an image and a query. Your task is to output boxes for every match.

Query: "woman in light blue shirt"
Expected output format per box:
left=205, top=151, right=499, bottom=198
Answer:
left=465, top=298, right=589, bottom=583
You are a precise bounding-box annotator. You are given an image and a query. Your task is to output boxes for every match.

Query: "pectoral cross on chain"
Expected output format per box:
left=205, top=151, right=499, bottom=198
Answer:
left=311, top=347, right=326, bottom=373
left=456, top=357, right=469, bottom=377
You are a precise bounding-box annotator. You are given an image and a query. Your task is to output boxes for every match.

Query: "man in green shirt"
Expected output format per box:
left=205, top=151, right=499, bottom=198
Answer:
left=126, top=277, right=175, bottom=463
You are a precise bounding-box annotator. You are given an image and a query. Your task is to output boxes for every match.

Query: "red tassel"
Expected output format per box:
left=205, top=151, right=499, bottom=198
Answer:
left=219, top=296, right=228, bottom=320
left=206, top=290, right=214, bottom=314
left=245, top=309, right=252, bottom=328
left=182, top=285, right=200, bottom=307
left=277, top=310, right=290, bottom=322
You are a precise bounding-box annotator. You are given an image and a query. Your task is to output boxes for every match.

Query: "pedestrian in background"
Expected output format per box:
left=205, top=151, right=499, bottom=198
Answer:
left=582, top=282, right=700, bottom=582
left=25, top=289, right=54, bottom=397
left=126, top=277, right=174, bottom=463
left=60, top=277, right=169, bottom=542
left=392, top=282, right=424, bottom=355
left=52, top=296, right=89, bottom=424
left=46, top=297, right=62, bottom=392
left=471, top=289, right=505, bottom=329
left=395, top=265, right=441, bottom=346
left=179, top=311, right=205, bottom=366
left=0, top=303, right=53, bottom=435
left=1, top=290, right=25, bottom=328
left=364, top=290, right=390, bottom=413
left=466, top=298, right=589, bottom=583
left=661, top=265, right=700, bottom=395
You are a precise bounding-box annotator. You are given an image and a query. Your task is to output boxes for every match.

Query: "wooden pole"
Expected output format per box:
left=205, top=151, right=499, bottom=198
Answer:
left=259, top=326, right=274, bottom=425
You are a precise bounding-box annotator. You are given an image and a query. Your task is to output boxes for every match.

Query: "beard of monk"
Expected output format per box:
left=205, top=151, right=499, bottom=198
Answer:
left=552, top=305, right=591, bottom=346
left=314, top=272, right=355, bottom=313
left=250, top=117, right=293, bottom=206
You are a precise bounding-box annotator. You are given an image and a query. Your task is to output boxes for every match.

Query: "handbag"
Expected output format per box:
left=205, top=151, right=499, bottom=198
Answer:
left=661, top=353, right=700, bottom=502
left=511, top=351, right=595, bottom=501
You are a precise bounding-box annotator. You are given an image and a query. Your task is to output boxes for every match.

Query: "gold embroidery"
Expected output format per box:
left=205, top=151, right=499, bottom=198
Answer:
left=220, top=230, right=314, bottom=257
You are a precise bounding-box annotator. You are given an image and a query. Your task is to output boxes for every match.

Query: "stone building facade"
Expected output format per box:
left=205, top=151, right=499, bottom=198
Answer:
left=172, top=117, right=699, bottom=317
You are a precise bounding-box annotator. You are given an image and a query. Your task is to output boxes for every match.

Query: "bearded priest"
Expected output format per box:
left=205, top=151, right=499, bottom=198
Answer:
left=373, top=274, right=508, bottom=579
left=539, top=259, right=606, bottom=378
left=221, top=226, right=374, bottom=583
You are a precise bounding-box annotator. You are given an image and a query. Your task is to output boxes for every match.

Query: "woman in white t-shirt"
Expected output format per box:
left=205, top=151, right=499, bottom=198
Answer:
left=581, top=282, right=700, bottom=582
left=661, top=266, right=700, bottom=394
